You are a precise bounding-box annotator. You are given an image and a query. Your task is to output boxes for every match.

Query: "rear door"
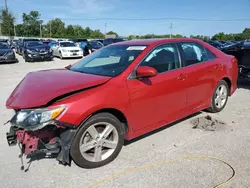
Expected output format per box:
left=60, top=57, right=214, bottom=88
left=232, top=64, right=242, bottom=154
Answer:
left=177, top=42, right=221, bottom=111
left=126, top=43, right=188, bottom=131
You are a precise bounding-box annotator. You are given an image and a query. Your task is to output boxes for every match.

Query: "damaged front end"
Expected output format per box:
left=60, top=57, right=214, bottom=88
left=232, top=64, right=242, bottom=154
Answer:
left=5, top=106, right=77, bottom=171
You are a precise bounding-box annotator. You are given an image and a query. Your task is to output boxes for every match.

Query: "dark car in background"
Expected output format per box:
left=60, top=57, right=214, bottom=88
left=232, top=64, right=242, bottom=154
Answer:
left=222, top=40, right=250, bottom=79
left=17, top=38, right=40, bottom=56
left=22, top=41, right=53, bottom=62
left=97, top=39, right=104, bottom=43
left=89, top=40, right=104, bottom=52
left=42, top=40, right=56, bottom=46
left=68, top=38, right=88, bottom=46
left=208, top=40, right=224, bottom=50
left=0, top=42, right=17, bottom=63
left=103, top=37, right=126, bottom=46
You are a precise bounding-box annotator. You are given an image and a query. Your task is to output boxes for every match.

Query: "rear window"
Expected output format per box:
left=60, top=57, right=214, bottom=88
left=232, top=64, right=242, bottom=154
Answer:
left=205, top=48, right=217, bottom=60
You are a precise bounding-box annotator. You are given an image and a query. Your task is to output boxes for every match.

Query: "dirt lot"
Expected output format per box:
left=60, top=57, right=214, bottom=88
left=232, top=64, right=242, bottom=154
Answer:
left=0, top=54, right=250, bottom=188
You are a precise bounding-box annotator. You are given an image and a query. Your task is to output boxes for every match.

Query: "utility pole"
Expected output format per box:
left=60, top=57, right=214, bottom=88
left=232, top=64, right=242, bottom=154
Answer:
left=5, top=0, right=8, bottom=12
left=105, top=23, right=107, bottom=36
left=14, top=24, right=16, bottom=37
left=5, top=0, right=11, bottom=39
left=39, top=20, right=43, bottom=38
left=50, top=22, right=51, bottom=38
left=170, top=23, right=172, bottom=38
left=40, top=24, right=42, bottom=38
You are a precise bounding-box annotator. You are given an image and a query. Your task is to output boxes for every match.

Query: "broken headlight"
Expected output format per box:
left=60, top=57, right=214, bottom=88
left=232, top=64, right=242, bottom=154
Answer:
left=10, top=106, right=65, bottom=130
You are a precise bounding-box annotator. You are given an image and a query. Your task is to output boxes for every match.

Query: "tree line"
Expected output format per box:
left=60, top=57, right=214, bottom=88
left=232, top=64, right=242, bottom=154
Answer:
left=0, top=9, right=249, bottom=41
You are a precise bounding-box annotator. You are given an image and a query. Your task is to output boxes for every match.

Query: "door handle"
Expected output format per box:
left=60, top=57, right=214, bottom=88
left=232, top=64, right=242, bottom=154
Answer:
left=177, top=74, right=187, bottom=80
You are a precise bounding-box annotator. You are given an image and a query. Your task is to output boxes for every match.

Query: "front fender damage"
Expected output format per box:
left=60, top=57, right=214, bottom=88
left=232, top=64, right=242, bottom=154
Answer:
left=6, top=122, right=77, bottom=171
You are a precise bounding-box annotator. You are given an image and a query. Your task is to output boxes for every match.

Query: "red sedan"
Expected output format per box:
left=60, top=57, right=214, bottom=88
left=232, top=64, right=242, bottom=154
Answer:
left=5, top=38, right=238, bottom=169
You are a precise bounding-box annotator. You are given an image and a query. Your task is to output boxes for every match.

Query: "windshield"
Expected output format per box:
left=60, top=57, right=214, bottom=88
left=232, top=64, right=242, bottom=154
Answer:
left=60, top=42, right=76, bottom=47
left=90, top=41, right=104, bottom=49
left=70, top=45, right=147, bottom=77
left=26, top=41, right=44, bottom=47
left=0, top=42, right=10, bottom=49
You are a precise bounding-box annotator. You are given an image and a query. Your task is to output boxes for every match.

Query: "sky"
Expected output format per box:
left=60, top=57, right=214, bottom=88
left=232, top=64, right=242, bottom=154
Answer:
left=1, top=0, right=250, bottom=37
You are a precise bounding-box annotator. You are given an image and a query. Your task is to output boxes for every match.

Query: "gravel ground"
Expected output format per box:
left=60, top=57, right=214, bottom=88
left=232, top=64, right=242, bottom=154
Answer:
left=0, top=54, right=250, bottom=188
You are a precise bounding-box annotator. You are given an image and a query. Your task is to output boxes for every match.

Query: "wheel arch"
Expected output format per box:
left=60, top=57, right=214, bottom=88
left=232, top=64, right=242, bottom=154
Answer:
left=79, top=108, right=129, bottom=134
left=221, top=77, right=232, bottom=95
left=93, top=108, right=129, bottom=133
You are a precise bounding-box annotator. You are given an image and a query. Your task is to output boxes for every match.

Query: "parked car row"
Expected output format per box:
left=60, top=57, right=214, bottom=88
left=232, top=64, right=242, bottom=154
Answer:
left=207, top=40, right=241, bottom=50
left=0, top=36, right=126, bottom=63
left=14, top=37, right=125, bottom=62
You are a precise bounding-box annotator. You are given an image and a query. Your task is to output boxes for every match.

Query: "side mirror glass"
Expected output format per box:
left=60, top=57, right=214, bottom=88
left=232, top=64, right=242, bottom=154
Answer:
left=136, top=66, right=157, bottom=78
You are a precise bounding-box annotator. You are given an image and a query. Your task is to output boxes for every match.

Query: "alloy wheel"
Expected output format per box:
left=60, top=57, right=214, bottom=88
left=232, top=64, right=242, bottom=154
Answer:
left=79, top=122, right=119, bottom=162
left=214, top=85, right=228, bottom=108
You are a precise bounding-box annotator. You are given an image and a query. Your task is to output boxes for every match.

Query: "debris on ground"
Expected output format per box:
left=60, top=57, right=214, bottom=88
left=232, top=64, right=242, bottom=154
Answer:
left=190, top=115, right=226, bottom=131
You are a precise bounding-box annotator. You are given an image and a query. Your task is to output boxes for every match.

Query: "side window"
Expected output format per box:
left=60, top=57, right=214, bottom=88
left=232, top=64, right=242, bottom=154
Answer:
left=180, top=43, right=207, bottom=66
left=139, top=44, right=180, bottom=73
left=205, top=48, right=217, bottom=60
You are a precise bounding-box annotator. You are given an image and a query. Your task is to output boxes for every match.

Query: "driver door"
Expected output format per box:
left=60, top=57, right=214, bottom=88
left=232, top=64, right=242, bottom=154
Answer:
left=126, top=43, right=188, bottom=131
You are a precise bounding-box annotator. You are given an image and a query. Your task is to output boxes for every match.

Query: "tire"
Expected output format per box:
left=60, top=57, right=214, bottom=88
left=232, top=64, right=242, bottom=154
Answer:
left=207, top=80, right=229, bottom=113
left=59, top=52, right=63, bottom=59
left=70, top=112, right=125, bottom=169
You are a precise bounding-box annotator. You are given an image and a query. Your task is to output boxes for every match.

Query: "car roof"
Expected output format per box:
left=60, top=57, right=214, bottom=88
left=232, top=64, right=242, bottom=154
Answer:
left=111, top=38, right=204, bottom=46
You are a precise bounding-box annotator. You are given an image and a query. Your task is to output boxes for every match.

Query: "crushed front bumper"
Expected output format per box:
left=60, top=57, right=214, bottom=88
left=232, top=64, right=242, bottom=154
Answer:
left=6, top=123, right=76, bottom=167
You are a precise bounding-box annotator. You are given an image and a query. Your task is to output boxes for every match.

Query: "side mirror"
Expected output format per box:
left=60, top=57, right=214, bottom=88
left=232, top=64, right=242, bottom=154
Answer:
left=136, top=66, right=157, bottom=78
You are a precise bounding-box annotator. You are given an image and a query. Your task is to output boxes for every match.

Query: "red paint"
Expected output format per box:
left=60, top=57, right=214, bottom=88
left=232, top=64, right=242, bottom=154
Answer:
left=6, top=38, right=238, bottom=140
left=136, top=66, right=157, bottom=78
left=6, top=69, right=111, bottom=109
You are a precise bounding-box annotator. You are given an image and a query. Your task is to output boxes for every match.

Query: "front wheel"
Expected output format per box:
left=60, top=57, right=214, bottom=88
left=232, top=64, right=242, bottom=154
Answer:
left=207, top=80, right=229, bottom=113
left=70, top=113, right=125, bottom=169
left=59, top=52, right=63, bottom=59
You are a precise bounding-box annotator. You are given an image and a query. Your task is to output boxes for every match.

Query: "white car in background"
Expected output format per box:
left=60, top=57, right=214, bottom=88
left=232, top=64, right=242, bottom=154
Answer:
left=51, top=41, right=83, bottom=59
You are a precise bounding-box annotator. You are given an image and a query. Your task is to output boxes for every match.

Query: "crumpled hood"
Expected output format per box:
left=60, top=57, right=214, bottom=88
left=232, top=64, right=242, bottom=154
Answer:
left=6, top=69, right=112, bottom=109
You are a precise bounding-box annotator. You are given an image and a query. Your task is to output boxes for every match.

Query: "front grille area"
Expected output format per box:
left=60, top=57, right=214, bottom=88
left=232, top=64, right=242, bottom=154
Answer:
left=40, top=49, right=46, bottom=52
left=70, top=50, right=79, bottom=53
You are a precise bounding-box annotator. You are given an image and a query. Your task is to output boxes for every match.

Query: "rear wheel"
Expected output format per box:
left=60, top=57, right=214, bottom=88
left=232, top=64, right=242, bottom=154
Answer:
left=70, top=113, right=125, bottom=169
left=207, top=80, right=229, bottom=113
